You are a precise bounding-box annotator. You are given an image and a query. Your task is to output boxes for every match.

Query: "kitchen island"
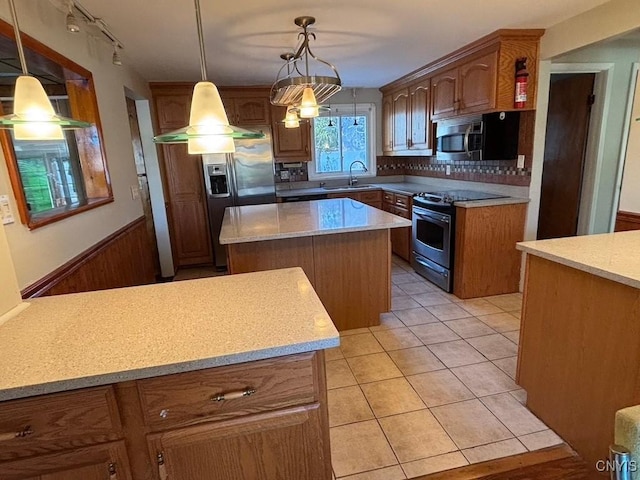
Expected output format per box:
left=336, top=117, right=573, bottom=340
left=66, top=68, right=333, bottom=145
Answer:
left=0, top=268, right=338, bottom=480
left=219, top=198, right=411, bottom=331
left=516, top=231, right=640, bottom=469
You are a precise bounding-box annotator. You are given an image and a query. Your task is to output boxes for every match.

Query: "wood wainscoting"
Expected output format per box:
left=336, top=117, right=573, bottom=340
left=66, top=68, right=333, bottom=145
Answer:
left=22, top=217, right=156, bottom=298
left=615, top=211, right=640, bottom=232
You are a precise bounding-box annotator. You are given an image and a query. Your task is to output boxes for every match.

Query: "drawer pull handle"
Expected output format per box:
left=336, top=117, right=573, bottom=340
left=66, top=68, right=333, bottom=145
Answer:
left=108, top=462, right=117, bottom=479
left=211, top=388, right=256, bottom=402
left=0, top=425, right=33, bottom=442
left=158, top=452, right=168, bottom=480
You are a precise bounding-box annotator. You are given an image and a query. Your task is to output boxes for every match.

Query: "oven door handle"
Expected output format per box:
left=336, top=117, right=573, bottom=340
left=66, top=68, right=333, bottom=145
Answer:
left=413, top=208, right=450, bottom=224
left=413, top=256, right=449, bottom=278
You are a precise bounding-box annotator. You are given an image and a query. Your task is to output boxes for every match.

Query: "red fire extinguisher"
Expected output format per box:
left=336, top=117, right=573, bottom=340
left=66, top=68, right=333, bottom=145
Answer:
left=515, top=57, right=529, bottom=109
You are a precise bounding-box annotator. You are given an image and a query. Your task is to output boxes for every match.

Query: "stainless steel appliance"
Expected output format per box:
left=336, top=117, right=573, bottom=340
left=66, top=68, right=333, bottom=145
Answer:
left=204, top=126, right=276, bottom=269
left=411, top=190, right=507, bottom=292
left=435, top=111, right=520, bottom=162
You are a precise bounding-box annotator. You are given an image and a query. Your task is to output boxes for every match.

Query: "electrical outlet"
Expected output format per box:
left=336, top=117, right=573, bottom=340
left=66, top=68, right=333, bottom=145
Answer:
left=445, top=164, right=451, bottom=176
left=517, top=155, right=525, bottom=169
left=130, top=185, right=140, bottom=200
left=0, top=195, right=14, bottom=225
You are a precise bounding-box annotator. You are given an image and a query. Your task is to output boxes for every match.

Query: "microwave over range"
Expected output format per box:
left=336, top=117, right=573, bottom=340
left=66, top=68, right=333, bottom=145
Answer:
left=435, top=111, right=520, bottom=162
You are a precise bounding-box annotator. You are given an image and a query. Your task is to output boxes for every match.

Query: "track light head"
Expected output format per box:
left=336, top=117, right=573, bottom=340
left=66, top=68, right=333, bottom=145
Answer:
left=66, top=11, right=80, bottom=33
left=112, top=44, right=122, bottom=66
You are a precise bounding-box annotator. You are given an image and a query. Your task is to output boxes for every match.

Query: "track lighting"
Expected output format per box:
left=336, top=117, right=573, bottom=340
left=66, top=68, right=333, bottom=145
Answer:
left=66, top=1, right=80, bottom=33
left=112, top=43, right=121, bottom=66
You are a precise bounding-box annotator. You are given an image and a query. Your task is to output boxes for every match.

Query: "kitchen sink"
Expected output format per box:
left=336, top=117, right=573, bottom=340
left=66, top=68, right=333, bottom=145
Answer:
left=322, top=185, right=376, bottom=190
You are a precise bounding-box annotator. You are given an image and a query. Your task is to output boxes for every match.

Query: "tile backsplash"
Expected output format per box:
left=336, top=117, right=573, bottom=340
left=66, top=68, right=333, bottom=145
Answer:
left=376, top=156, right=531, bottom=186
left=275, top=162, right=309, bottom=183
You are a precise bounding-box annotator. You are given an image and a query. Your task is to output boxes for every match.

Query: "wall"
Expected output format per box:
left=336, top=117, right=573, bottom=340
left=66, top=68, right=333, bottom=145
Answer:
left=0, top=223, right=20, bottom=317
left=0, top=0, right=155, bottom=289
left=552, top=40, right=640, bottom=233
left=525, top=0, right=640, bottom=239
left=619, top=69, right=640, bottom=213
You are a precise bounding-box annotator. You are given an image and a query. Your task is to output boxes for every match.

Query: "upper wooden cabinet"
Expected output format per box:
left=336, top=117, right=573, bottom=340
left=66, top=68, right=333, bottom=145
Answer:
left=218, top=87, right=271, bottom=126
left=381, top=29, right=543, bottom=124
left=271, top=105, right=312, bottom=162
left=382, top=79, right=432, bottom=155
left=432, top=51, right=498, bottom=119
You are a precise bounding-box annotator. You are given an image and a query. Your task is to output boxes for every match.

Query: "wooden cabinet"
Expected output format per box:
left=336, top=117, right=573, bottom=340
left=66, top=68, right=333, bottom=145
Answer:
left=327, top=189, right=382, bottom=209
left=432, top=51, right=498, bottom=120
left=382, top=192, right=412, bottom=261
left=0, top=352, right=331, bottom=480
left=453, top=203, right=526, bottom=298
left=271, top=105, right=312, bottom=162
left=221, top=96, right=271, bottom=126
left=382, top=79, right=433, bottom=155
left=151, top=86, right=213, bottom=268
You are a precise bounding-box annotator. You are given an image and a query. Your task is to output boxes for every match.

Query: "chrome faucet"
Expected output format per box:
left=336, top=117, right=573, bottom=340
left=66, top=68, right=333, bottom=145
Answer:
left=349, top=160, right=368, bottom=186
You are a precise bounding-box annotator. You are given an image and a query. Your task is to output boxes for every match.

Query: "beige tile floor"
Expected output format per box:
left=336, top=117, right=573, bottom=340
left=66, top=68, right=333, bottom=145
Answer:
left=326, top=255, right=565, bottom=480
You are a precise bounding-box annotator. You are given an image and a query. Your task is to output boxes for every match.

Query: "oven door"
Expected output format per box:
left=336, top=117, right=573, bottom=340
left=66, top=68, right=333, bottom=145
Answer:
left=412, top=205, right=452, bottom=269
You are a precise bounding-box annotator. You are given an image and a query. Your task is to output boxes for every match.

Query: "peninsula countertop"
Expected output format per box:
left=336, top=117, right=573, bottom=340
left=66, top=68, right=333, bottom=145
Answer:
left=517, top=230, right=640, bottom=289
left=0, top=268, right=339, bottom=402
left=219, top=198, right=412, bottom=245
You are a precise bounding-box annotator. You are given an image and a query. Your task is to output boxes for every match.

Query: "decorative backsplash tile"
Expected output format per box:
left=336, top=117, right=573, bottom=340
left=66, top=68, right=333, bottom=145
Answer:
left=275, top=162, right=309, bottom=183
left=376, top=156, right=531, bottom=186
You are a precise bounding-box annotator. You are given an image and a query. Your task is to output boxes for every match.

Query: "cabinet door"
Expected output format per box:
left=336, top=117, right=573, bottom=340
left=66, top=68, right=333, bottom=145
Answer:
left=381, top=94, right=394, bottom=154
left=155, top=95, right=191, bottom=130
left=149, top=404, right=330, bottom=480
left=271, top=106, right=311, bottom=161
left=234, top=97, right=271, bottom=125
left=431, top=69, right=458, bottom=120
left=162, top=144, right=213, bottom=266
left=0, top=441, right=132, bottom=480
left=392, top=89, right=409, bottom=151
left=409, top=80, right=431, bottom=151
left=458, top=51, right=498, bottom=114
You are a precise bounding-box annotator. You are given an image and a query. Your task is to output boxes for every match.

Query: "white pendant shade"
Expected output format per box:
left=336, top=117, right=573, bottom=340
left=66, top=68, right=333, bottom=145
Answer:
left=186, top=81, right=236, bottom=154
left=13, top=76, right=63, bottom=140
left=298, top=87, right=319, bottom=118
left=284, top=105, right=300, bottom=129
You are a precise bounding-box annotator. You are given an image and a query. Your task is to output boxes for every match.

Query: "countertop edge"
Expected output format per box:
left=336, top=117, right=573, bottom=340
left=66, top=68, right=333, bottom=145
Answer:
left=455, top=197, right=530, bottom=208
left=0, top=337, right=340, bottom=402
left=517, top=245, right=640, bottom=290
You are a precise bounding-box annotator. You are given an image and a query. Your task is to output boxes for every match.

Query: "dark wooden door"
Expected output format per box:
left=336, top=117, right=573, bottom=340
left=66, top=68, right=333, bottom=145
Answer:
left=537, top=73, right=595, bottom=240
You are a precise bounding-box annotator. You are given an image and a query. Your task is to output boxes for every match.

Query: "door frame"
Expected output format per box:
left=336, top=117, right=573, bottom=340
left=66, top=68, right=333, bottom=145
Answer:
left=610, top=62, right=639, bottom=231
left=548, top=63, right=614, bottom=235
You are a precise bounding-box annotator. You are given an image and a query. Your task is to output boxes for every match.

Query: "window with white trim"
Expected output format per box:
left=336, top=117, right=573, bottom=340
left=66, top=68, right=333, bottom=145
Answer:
left=309, top=103, right=376, bottom=180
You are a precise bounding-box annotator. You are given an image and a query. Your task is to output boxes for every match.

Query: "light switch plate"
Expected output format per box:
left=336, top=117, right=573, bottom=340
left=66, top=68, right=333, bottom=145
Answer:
left=130, top=185, right=140, bottom=200
left=517, top=155, right=525, bottom=169
left=445, top=164, right=451, bottom=176
left=0, top=195, right=14, bottom=225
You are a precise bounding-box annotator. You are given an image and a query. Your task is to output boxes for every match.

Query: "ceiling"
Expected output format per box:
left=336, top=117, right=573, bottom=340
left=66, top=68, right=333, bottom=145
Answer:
left=56, top=0, right=612, bottom=88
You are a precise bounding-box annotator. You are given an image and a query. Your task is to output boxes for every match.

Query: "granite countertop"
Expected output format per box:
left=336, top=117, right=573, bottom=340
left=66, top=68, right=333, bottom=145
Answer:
left=0, top=268, right=339, bottom=401
left=454, top=197, right=530, bottom=208
left=219, top=198, right=412, bottom=245
left=517, top=231, right=640, bottom=289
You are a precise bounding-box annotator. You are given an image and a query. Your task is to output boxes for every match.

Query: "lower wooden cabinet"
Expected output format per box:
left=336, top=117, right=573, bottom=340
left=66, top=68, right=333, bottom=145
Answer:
left=0, top=352, right=330, bottom=480
left=326, top=189, right=382, bottom=209
left=149, top=404, right=329, bottom=480
left=383, top=192, right=412, bottom=262
left=0, top=441, right=131, bottom=480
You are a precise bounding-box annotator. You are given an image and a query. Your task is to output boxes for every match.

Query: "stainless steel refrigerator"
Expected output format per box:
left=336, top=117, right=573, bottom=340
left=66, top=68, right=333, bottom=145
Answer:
left=203, top=126, right=276, bottom=269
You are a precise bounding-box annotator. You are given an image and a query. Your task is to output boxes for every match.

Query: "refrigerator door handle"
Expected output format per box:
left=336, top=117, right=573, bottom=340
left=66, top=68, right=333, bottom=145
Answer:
left=226, top=153, right=238, bottom=204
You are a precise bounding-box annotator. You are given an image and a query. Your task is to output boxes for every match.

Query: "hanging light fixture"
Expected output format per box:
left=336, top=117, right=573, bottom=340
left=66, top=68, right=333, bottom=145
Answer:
left=270, top=16, right=341, bottom=112
left=111, top=42, right=122, bottom=66
left=66, top=0, right=80, bottom=33
left=327, top=101, right=334, bottom=127
left=153, top=0, right=263, bottom=154
left=0, top=0, right=91, bottom=140
left=284, top=105, right=300, bottom=129
left=352, top=88, right=359, bottom=126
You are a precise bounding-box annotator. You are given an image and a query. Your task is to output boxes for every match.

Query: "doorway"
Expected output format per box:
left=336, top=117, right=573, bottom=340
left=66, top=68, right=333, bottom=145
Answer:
left=537, top=73, right=595, bottom=240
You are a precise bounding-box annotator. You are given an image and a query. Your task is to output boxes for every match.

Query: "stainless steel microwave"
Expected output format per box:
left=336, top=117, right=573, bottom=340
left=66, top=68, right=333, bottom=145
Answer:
left=435, top=112, right=520, bottom=161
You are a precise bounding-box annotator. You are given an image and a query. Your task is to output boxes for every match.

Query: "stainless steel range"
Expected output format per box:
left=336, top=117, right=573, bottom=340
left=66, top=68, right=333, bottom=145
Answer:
left=411, top=190, right=506, bottom=292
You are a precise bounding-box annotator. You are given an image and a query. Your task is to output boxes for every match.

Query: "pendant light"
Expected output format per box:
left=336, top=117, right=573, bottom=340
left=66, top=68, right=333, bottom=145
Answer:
left=153, top=0, right=263, bottom=154
left=284, top=105, right=300, bottom=129
left=352, top=88, right=359, bottom=126
left=0, top=0, right=91, bottom=140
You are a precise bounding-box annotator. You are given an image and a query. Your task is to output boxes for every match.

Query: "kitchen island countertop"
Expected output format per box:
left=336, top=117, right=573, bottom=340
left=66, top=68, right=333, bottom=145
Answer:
left=0, top=268, right=338, bottom=401
left=517, top=230, right=640, bottom=289
left=219, top=198, right=411, bottom=245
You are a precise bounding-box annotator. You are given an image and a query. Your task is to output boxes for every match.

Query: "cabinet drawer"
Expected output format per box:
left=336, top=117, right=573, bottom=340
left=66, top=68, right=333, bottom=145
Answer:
left=394, top=194, right=410, bottom=208
left=383, top=191, right=394, bottom=204
left=137, top=352, right=318, bottom=431
left=359, top=190, right=382, bottom=203
left=395, top=206, right=410, bottom=219
left=0, top=386, right=121, bottom=461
